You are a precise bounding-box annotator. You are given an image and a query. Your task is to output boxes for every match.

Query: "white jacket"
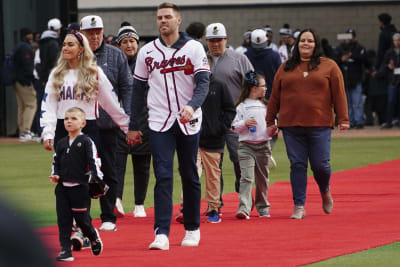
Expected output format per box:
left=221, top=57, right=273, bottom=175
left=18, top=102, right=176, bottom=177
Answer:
left=40, top=67, right=129, bottom=141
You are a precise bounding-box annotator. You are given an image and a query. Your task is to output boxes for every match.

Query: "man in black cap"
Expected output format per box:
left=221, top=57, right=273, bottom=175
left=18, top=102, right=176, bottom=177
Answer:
left=14, top=27, right=37, bottom=142
left=377, top=13, right=397, bottom=69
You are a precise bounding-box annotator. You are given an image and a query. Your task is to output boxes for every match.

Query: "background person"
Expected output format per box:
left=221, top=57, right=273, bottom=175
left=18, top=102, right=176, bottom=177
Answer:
left=80, top=15, right=133, bottom=232
left=266, top=29, right=349, bottom=219
left=113, top=21, right=150, bottom=218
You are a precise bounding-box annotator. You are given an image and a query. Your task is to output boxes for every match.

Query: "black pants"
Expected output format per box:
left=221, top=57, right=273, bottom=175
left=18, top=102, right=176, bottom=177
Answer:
left=55, top=183, right=97, bottom=251
left=98, top=128, right=118, bottom=223
left=115, top=130, right=150, bottom=205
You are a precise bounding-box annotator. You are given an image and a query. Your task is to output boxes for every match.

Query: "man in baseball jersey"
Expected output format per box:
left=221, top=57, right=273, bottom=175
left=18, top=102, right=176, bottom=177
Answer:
left=127, top=2, right=210, bottom=250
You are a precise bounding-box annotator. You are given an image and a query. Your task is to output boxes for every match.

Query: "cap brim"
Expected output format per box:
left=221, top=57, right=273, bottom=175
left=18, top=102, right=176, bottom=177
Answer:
left=205, top=35, right=227, bottom=40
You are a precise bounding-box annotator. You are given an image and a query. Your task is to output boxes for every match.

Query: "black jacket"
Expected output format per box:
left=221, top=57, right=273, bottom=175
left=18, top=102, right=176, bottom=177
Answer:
left=377, top=24, right=397, bottom=69
left=337, top=41, right=366, bottom=90
left=38, top=30, right=60, bottom=83
left=53, top=134, right=102, bottom=184
left=199, top=75, right=236, bottom=150
left=14, top=41, right=34, bottom=86
left=377, top=49, right=400, bottom=87
left=94, top=41, right=133, bottom=130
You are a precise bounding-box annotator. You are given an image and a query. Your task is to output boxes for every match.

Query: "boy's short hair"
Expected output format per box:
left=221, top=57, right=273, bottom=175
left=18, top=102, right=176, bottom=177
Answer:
left=157, top=2, right=180, bottom=13
left=65, top=107, right=86, bottom=120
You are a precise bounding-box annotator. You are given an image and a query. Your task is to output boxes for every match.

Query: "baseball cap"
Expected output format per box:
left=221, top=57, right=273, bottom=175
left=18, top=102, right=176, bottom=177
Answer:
left=346, top=28, right=356, bottom=37
left=205, top=23, right=227, bottom=40
left=80, top=15, right=104, bottom=30
left=251, top=29, right=267, bottom=49
left=48, top=18, right=62, bottom=31
left=279, top=27, right=292, bottom=37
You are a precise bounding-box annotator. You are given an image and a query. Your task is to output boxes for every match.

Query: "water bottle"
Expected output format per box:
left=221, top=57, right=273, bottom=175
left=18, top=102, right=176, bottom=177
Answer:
left=248, top=117, right=257, bottom=140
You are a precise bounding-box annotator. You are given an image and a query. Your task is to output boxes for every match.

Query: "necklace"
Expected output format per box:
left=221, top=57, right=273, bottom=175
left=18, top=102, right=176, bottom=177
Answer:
left=298, top=63, right=309, bottom=78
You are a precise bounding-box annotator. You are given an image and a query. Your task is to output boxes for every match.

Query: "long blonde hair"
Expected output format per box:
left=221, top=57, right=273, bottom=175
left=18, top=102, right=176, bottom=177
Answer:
left=52, top=32, right=98, bottom=101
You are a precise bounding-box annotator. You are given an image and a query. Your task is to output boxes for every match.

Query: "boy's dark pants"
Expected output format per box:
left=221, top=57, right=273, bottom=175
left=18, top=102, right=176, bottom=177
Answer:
left=55, top=183, right=97, bottom=251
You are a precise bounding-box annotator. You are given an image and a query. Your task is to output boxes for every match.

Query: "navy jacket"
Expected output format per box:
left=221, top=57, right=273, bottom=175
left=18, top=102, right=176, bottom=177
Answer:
left=245, top=47, right=282, bottom=99
left=14, top=41, right=34, bottom=86
left=94, top=41, right=133, bottom=130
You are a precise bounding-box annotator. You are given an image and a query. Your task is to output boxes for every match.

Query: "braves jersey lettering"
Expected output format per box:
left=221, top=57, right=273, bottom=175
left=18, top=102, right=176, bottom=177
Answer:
left=145, top=55, right=192, bottom=74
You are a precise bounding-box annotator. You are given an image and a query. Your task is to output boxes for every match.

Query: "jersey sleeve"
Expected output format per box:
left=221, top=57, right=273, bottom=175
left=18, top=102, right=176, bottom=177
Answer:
left=40, top=70, right=58, bottom=141
left=191, top=41, right=210, bottom=75
left=97, top=67, right=130, bottom=133
left=133, top=48, right=149, bottom=82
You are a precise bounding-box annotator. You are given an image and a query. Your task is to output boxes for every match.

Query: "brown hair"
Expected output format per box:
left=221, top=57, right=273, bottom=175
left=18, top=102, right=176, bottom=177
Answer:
left=157, top=2, right=180, bottom=13
left=236, top=73, right=268, bottom=107
left=65, top=107, right=86, bottom=120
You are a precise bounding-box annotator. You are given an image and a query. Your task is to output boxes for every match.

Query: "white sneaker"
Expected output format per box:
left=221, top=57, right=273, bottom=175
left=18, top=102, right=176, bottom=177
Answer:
left=149, top=234, right=169, bottom=250
left=19, top=132, right=32, bottom=142
left=133, top=205, right=147, bottom=217
left=181, top=229, right=200, bottom=247
left=99, top=222, right=117, bottom=231
left=114, top=198, right=125, bottom=218
left=269, top=155, right=277, bottom=168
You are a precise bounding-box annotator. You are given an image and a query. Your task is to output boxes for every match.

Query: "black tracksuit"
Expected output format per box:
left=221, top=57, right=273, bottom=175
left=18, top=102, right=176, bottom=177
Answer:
left=53, top=134, right=102, bottom=251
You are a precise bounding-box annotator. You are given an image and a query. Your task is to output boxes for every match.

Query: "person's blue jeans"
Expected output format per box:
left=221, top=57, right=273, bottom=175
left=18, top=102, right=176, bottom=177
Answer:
left=149, top=121, right=201, bottom=236
left=282, top=127, right=332, bottom=206
left=346, top=83, right=364, bottom=127
left=385, top=83, right=400, bottom=125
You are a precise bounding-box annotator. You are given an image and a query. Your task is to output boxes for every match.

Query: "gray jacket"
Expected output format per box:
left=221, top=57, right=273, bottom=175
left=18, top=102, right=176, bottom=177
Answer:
left=94, top=42, right=132, bottom=129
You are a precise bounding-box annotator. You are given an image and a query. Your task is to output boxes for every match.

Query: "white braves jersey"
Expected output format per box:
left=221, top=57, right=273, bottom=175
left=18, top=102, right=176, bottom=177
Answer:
left=40, top=67, right=129, bottom=141
left=278, top=44, right=294, bottom=63
left=134, top=37, right=210, bottom=135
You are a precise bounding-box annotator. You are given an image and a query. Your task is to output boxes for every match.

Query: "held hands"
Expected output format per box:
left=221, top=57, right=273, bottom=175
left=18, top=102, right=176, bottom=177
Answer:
left=179, top=105, right=194, bottom=124
left=49, top=175, right=59, bottom=184
left=267, top=125, right=278, bottom=136
left=43, top=139, right=53, bottom=151
left=126, top=130, right=143, bottom=146
left=339, top=123, right=350, bottom=130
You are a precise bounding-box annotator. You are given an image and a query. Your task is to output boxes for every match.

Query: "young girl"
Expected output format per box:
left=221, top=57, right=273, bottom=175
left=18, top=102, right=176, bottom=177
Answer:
left=231, top=71, right=272, bottom=219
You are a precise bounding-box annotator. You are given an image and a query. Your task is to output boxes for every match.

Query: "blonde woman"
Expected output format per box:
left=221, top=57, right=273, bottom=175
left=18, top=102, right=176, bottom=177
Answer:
left=40, top=30, right=129, bottom=150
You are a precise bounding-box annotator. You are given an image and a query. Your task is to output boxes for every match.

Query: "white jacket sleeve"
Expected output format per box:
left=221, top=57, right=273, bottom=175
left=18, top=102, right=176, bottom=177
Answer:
left=40, top=72, right=58, bottom=141
left=97, top=67, right=130, bottom=133
left=231, top=103, right=247, bottom=133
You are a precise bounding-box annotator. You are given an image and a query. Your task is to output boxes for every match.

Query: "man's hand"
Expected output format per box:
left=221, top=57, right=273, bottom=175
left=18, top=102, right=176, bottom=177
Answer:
left=179, top=105, right=194, bottom=124
left=49, top=175, right=59, bottom=184
left=43, top=139, right=53, bottom=151
left=267, top=125, right=278, bottom=136
left=339, top=123, right=350, bottom=130
left=126, top=130, right=143, bottom=146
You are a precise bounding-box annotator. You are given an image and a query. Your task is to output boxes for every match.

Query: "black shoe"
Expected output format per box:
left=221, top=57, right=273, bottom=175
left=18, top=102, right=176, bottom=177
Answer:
left=56, top=249, right=74, bottom=261
left=355, top=124, right=364, bottom=129
left=380, top=123, right=392, bottom=129
left=71, top=230, right=84, bottom=251
left=91, top=229, right=103, bottom=256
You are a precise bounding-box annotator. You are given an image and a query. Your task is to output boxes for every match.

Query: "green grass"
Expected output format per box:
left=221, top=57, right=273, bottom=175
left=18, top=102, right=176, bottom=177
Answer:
left=0, top=136, right=399, bottom=265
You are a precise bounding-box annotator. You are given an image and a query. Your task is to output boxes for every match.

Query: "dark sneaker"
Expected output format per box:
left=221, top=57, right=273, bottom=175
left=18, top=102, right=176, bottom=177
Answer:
left=82, top=237, right=91, bottom=249
left=321, top=190, right=333, bottom=214
left=56, top=249, right=74, bottom=261
left=206, top=210, right=221, bottom=223
left=259, top=210, right=271, bottom=217
left=71, top=230, right=84, bottom=251
left=91, top=229, right=103, bottom=256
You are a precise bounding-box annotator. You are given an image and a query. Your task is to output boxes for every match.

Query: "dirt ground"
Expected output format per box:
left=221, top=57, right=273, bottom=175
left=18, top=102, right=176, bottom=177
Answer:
left=1, top=126, right=399, bottom=144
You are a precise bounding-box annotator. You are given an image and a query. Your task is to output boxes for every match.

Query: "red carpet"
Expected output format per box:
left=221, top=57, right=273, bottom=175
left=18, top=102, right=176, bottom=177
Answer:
left=38, top=160, right=400, bottom=266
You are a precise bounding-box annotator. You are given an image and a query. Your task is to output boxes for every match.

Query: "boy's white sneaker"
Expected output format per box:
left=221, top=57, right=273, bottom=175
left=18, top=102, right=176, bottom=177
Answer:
left=181, top=229, right=200, bottom=247
left=133, top=205, right=147, bottom=217
left=99, top=222, right=117, bottom=231
left=149, top=234, right=169, bottom=250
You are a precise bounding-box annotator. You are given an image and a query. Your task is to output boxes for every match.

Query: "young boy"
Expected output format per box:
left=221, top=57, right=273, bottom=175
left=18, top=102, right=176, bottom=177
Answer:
left=50, top=107, right=103, bottom=261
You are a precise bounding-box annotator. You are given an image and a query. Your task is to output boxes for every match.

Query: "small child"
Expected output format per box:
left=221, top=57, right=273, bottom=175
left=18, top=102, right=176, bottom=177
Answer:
left=231, top=71, right=272, bottom=219
left=50, top=107, right=103, bottom=261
